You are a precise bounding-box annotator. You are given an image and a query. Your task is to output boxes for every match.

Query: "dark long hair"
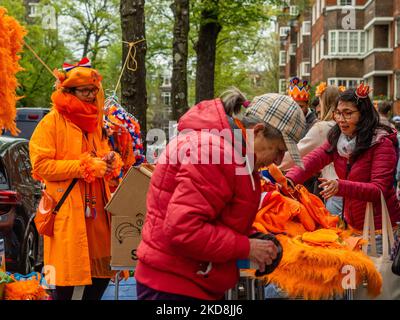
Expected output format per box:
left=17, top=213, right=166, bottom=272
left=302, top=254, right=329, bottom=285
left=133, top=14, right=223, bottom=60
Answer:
left=327, top=89, right=392, bottom=160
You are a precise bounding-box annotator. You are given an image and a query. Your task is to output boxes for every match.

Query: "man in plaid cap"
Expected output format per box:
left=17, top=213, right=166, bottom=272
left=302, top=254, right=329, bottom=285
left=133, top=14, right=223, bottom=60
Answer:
left=244, top=93, right=307, bottom=169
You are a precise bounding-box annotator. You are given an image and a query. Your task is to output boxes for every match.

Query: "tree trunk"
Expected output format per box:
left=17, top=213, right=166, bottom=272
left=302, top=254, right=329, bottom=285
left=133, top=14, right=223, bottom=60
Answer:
left=171, top=0, right=190, bottom=121
left=120, top=0, right=147, bottom=137
left=195, top=4, right=221, bottom=104
left=82, top=32, right=91, bottom=59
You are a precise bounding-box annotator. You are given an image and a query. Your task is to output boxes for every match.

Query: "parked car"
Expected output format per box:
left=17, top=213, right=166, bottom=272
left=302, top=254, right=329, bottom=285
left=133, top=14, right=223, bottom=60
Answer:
left=0, top=136, right=42, bottom=274
left=3, top=108, right=50, bottom=140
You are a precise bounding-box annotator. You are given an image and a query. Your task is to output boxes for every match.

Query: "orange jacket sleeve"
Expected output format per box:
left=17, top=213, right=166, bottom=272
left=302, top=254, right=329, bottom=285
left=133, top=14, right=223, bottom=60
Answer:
left=29, top=113, right=82, bottom=182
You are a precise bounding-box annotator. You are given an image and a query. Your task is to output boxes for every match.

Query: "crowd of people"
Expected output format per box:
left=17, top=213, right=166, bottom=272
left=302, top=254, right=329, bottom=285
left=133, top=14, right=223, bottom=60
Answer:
left=29, top=57, right=400, bottom=300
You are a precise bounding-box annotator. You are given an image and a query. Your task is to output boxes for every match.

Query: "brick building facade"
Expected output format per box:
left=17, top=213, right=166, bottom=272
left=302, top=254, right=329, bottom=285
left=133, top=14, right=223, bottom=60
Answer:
left=278, top=0, right=400, bottom=114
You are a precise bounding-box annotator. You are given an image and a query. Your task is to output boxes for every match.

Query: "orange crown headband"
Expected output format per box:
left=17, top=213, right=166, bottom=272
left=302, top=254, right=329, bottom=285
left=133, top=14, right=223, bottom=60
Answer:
left=355, top=82, right=372, bottom=99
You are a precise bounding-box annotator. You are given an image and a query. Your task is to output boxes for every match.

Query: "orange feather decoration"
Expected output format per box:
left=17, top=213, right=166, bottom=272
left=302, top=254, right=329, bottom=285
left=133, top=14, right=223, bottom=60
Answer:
left=0, top=7, right=26, bottom=136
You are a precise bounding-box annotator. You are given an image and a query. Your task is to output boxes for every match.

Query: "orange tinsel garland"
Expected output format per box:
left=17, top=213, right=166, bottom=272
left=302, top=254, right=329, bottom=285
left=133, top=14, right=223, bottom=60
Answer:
left=0, top=7, right=26, bottom=136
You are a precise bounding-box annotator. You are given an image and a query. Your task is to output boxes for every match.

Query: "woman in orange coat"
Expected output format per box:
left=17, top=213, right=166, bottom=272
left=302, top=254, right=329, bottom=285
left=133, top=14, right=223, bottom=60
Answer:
left=29, top=58, right=121, bottom=300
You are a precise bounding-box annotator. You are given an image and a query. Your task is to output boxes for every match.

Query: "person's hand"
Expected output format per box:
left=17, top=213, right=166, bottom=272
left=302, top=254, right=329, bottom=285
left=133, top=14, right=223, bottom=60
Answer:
left=93, top=158, right=107, bottom=177
left=248, top=238, right=278, bottom=273
left=319, top=178, right=339, bottom=200
left=102, top=152, right=116, bottom=176
left=102, top=151, right=115, bottom=163
left=286, top=177, right=295, bottom=190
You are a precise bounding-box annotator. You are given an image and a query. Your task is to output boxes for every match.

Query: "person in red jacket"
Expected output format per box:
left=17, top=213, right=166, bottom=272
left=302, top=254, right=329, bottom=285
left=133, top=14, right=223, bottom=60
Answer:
left=135, top=89, right=306, bottom=300
left=286, top=84, right=400, bottom=236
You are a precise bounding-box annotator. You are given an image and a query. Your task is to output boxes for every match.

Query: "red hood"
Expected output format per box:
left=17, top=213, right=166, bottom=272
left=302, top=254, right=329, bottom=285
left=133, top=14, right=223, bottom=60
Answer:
left=178, top=98, right=230, bottom=132
left=371, top=128, right=398, bottom=148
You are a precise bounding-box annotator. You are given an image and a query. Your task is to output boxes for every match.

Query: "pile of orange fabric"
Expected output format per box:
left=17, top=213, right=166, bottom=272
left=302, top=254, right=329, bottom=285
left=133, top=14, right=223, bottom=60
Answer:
left=253, top=186, right=339, bottom=236
left=0, top=7, right=26, bottom=136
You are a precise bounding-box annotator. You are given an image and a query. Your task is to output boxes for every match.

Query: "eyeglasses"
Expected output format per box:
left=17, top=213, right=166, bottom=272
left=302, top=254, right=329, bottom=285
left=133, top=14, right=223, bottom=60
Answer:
left=332, top=110, right=359, bottom=120
left=74, top=87, right=99, bottom=97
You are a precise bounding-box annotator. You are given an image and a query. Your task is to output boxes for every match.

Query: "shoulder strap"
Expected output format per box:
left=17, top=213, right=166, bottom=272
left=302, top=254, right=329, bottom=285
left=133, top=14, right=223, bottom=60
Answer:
left=53, top=179, right=78, bottom=214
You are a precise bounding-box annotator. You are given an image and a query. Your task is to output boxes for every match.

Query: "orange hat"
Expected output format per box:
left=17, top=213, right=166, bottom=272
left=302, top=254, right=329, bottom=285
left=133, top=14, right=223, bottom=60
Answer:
left=53, top=57, right=102, bottom=89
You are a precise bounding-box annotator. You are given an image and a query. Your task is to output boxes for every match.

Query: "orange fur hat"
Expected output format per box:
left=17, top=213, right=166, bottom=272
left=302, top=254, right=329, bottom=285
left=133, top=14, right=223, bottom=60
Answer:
left=53, top=57, right=102, bottom=89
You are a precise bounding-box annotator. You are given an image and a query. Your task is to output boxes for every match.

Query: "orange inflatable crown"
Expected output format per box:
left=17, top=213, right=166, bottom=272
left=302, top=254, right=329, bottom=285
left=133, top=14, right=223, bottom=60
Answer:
left=287, top=77, right=310, bottom=102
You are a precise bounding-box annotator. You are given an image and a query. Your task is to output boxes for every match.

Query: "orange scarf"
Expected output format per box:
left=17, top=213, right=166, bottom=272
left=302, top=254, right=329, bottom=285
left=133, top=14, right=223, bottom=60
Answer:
left=51, top=90, right=99, bottom=133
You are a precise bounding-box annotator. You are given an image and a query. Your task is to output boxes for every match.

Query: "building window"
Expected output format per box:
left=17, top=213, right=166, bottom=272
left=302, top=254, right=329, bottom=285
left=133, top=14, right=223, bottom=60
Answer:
left=312, top=4, right=316, bottom=25
left=279, top=79, right=287, bottom=94
left=289, top=43, right=296, bottom=55
left=162, top=76, right=171, bottom=87
left=328, top=78, right=362, bottom=88
left=348, top=79, right=359, bottom=88
left=349, top=32, right=358, bottom=53
left=316, top=41, right=320, bottom=64
left=279, top=51, right=286, bottom=66
left=321, top=0, right=325, bottom=13
left=312, top=46, right=315, bottom=68
left=329, top=30, right=366, bottom=55
left=320, top=36, right=325, bottom=59
left=360, top=32, right=366, bottom=52
left=301, top=62, right=311, bottom=76
left=316, top=0, right=320, bottom=20
left=280, top=27, right=290, bottom=37
left=161, top=92, right=171, bottom=106
left=28, top=3, right=40, bottom=18
left=338, top=0, right=354, bottom=5
left=300, top=28, right=303, bottom=44
left=366, top=28, right=374, bottom=51
left=338, top=32, right=348, bottom=53
left=302, top=21, right=311, bottom=36
left=396, top=19, right=400, bottom=47
left=330, top=32, right=336, bottom=54
left=289, top=5, right=299, bottom=16
left=396, top=73, right=400, bottom=100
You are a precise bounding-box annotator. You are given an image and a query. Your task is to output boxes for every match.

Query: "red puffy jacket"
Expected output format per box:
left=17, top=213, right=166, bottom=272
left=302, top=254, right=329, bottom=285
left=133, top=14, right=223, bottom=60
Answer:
left=286, top=130, right=400, bottom=230
left=135, top=99, right=261, bottom=300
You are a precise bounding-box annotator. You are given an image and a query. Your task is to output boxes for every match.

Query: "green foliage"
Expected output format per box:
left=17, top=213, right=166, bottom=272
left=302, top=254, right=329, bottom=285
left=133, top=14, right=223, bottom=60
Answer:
left=53, top=0, right=120, bottom=66
left=1, top=0, right=72, bottom=108
left=1, top=0, right=284, bottom=116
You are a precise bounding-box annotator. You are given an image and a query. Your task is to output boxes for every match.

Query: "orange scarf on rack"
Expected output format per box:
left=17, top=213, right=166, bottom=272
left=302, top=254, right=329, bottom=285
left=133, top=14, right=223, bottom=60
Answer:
left=52, top=90, right=99, bottom=133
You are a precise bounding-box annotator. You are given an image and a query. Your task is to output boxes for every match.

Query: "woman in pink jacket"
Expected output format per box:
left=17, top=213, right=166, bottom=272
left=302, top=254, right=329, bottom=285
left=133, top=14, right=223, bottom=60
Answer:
left=286, top=85, right=400, bottom=235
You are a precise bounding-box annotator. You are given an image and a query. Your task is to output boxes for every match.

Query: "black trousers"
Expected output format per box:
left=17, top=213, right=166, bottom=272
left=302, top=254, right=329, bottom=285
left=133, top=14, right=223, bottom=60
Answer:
left=55, top=278, right=110, bottom=300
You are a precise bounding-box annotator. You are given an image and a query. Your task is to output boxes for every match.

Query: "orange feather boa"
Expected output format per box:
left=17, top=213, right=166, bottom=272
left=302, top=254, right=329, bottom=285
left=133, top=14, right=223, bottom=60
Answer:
left=0, top=7, right=26, bottom=136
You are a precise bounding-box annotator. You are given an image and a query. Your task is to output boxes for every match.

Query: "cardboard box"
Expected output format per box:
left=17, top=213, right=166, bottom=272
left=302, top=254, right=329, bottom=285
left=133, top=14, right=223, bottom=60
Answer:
left=105, top=164, right=153, bottom=269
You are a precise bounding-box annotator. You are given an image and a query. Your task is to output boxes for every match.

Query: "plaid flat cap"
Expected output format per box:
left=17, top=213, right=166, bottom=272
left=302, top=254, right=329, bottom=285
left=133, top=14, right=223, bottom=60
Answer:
left=245, top=93, right=306, bottom=169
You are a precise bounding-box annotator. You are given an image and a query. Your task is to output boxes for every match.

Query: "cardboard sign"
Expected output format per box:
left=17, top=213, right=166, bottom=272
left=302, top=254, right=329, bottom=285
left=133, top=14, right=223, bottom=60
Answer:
left=105, top=165, right=153, bottom=269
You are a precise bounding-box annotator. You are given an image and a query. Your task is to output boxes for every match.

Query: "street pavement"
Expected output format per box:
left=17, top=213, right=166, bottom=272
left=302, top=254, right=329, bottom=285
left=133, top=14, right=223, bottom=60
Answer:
left=102, top=276, right=137, bottom=300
